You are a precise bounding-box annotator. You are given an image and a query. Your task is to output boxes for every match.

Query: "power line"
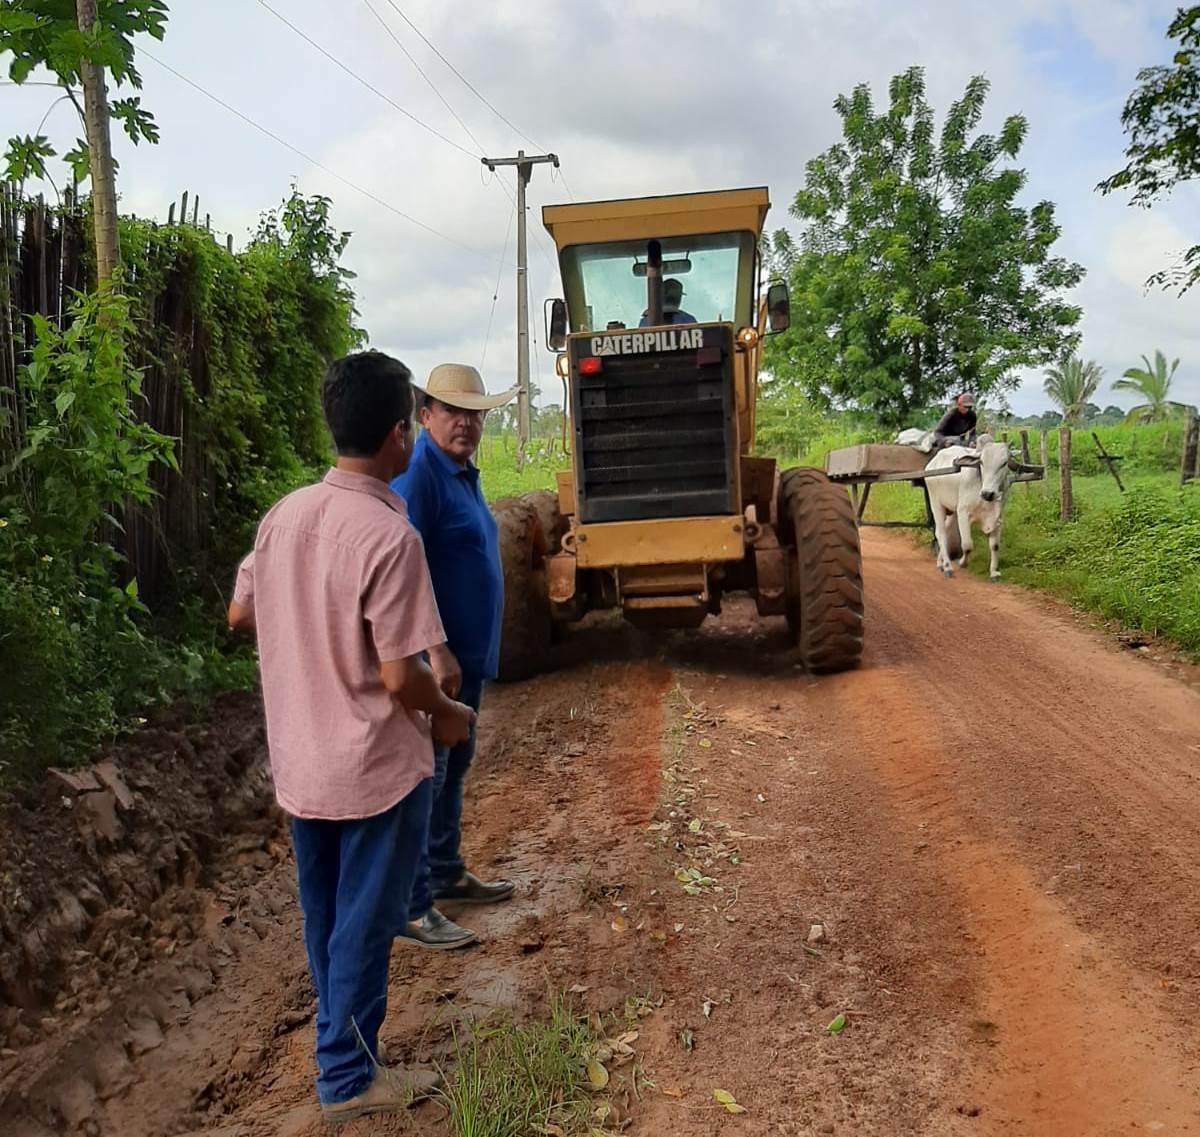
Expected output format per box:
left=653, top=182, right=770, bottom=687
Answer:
left=379, top=0, right=546, bottom=154
left=254, top=0, right=478, bottom=162
left=362, top=0, right=484, bottom=154
left=350, top=0, right=569, bottom=273
left=0, top=80, right=81, bottom=92
left=480, top=194, right=516, bottom=371
left=140, top=49, right=477, bottom=252
left=551, top=163, right=575, bottom=202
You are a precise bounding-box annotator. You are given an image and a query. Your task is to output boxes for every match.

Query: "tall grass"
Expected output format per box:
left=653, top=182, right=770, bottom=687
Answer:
left=986, top=476, right=1200, bottom=654
left=476, top=436, right=565, bottom=502
left=442, top=997, right=599, bottom=1137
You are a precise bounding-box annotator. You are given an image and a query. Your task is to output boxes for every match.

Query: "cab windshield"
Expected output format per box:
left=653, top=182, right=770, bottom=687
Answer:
left=559, top=231, right=756, bottom=333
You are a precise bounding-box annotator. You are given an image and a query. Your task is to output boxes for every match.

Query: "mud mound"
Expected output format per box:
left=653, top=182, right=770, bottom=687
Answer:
left=0, top=693, right=276, bottom=1107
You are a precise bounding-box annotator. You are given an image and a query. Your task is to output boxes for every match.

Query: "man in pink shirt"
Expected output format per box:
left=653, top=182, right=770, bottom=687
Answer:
left=228, top=350, right=474, bottom=1122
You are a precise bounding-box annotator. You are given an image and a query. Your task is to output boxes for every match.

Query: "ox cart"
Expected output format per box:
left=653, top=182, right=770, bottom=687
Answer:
left=823, top=443, right=1044, bottom=557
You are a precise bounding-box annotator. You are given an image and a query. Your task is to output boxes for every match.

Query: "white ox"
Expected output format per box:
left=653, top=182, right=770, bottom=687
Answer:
left=926, top=435, right=1019, bottom=581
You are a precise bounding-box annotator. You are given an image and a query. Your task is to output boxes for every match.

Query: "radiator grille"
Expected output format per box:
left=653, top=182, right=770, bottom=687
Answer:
left=571, top=327, right=736, bottom=523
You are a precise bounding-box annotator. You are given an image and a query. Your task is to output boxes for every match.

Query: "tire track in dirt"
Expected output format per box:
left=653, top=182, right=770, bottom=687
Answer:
left=838, top=530, right=1200, bottom=1133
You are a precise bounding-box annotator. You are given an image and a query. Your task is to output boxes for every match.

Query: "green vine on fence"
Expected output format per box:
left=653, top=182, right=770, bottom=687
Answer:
left=0, top=188, right=361, bottom=782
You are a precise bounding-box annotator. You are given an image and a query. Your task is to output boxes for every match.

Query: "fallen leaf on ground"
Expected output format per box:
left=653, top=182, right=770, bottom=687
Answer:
left=674, top=923, right=685, bottom=933
left=679, top=1028, right=695, bottom=1053
left=698, top=738, right=713, bottom=749
left=568, top=983, right=590, bottom=994
left=702, top=998, right=714, bottom=1019
left=826, top=1013, right=847, bottom=1034
left=586, top=1058, right=610, bottom=1089
left=688, top=818, right=703, bottom=833
left=661, top=1086, right=684, bottom=1099
left=713, top=1088, right=748, bottom=1114
left=611, top=915, right=628, bottom=933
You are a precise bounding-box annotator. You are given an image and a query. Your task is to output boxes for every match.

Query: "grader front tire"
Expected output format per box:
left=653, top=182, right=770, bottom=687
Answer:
left=779, top=468, right=865, bottom=674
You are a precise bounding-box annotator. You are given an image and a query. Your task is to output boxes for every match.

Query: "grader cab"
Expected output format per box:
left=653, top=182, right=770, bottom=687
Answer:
left=491, top=187, right=864, bottom=679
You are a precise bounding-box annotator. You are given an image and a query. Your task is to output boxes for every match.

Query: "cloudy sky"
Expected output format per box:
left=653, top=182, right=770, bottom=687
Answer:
left=3, top=0, right=1198, bottom=416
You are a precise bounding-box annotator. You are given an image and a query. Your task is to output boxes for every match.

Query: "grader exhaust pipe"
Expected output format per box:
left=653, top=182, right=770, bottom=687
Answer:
left=646, top=239, right=664, bottom=327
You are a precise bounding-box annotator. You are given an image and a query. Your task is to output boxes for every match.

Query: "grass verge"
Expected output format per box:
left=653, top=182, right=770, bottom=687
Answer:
left=972, top=475, right=1200, bottom=656
left=442, top=997, right=602, bottom=1137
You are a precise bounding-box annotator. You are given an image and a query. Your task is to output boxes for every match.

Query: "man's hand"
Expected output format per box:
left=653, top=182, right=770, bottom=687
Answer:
left=429, top=643, right=462, bottom=698
left=432, top=699, right=475, bottom=747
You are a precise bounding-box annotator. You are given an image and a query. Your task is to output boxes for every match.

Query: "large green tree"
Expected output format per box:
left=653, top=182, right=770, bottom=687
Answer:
left=1098, top=7, right=1200, bottom=292
left=765, top=67, right=1084, bottom=427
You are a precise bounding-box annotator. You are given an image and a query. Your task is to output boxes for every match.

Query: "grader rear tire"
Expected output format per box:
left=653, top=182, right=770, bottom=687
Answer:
left=493, top=498, right=552, bottom=682
left=779, top=467, right=865, bottom=674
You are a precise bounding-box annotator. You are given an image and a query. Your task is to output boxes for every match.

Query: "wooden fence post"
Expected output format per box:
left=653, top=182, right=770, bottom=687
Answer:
left=1019, top=429, right=1031, bottom=464
left=1039, top=431, right=1049, bottom=471
left=1182, top=407, right=1199, bottom=486
left=1059, top=428, right=1073, bottom=521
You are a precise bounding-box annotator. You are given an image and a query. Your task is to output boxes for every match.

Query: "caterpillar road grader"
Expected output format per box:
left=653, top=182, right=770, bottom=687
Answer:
left=490, top=187, right=864, bottom=680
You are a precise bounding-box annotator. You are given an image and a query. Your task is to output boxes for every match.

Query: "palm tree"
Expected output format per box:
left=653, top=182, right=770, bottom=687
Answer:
left=1043, top=357, right=1105, bottom=425
left=1113, top=350, right=1182, bottom=423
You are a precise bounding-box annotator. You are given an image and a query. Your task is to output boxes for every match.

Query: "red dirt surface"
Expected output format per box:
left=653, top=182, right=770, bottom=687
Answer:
left=5, top=530, right=1200, bottom=1136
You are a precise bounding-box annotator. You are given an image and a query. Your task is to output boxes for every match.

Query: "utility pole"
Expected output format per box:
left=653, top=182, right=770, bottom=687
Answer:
left=76, top=0, right=120, bottom=283
left=482, top=150, right=559, bottom=452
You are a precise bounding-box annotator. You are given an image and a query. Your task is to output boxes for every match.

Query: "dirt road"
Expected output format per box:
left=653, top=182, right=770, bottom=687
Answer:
left=7, top=530, right=1200, bottom=1136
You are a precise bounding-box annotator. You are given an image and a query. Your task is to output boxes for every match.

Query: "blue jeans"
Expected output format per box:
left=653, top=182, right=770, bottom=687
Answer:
left=409, top=676, right=483, bottom=919
left=290, top=779, right=431, bottom=1105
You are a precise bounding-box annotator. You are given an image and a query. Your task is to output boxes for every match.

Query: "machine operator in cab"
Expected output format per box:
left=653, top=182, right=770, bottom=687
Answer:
left=639, top=278, right=696, bottom=326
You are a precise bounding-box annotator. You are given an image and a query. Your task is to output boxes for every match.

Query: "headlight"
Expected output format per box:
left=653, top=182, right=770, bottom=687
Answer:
left=736, top=327, right=759, bottom=348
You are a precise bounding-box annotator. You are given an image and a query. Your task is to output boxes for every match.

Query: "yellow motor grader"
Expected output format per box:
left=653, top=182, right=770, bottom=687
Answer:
left=491, top=187, right=863, bottom=679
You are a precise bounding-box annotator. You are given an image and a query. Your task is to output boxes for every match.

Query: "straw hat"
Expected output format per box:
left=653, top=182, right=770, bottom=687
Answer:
left=417, top=364, right=518, bottom=411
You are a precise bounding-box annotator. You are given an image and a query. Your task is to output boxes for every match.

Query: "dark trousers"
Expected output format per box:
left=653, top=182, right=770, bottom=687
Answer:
left=290, top=779, right=431, bottom=1104
left=409, top=676, right=483, bottom=918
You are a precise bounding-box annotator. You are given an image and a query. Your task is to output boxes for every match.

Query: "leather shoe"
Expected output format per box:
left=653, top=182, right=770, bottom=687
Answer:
left=401, top=907, right=478, bottom=950
left=434, top=870, right=515, bottom=905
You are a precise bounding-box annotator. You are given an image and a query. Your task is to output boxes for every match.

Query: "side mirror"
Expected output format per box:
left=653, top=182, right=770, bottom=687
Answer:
left=545, top=298, right=567, bottom=351
left=766, top=282, right=790, bottom=334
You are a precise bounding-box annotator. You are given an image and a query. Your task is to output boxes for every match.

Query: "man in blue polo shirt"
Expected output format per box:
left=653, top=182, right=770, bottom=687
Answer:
left=390, top=364, right=519, bottom=949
